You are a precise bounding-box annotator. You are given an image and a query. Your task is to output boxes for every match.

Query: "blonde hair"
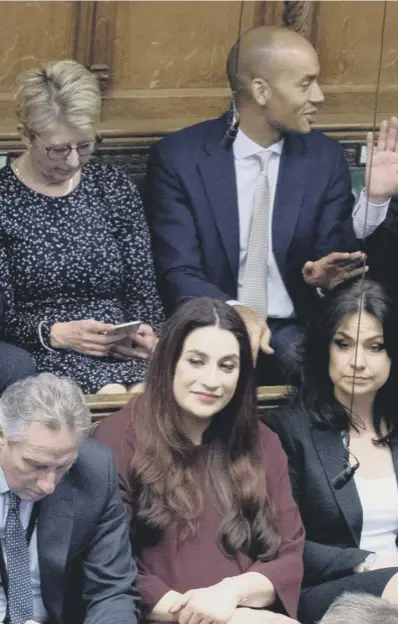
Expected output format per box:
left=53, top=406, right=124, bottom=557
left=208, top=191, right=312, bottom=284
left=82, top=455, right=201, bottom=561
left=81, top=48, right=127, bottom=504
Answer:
left=15, top=60, right=101, bottom=137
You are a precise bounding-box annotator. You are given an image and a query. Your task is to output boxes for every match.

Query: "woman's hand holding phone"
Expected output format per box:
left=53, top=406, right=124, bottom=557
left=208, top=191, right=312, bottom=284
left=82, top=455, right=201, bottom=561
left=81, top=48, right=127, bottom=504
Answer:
left=50, top=319, right=157, bottom=360
left=110, top=323, right=158, bottom=360
left=50, top=320, right=126, bottom=357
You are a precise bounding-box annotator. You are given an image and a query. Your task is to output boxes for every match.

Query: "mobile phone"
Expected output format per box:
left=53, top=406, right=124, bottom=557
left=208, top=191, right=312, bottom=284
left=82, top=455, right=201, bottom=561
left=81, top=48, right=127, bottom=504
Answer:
left=107, top=321, right=141, bottom=335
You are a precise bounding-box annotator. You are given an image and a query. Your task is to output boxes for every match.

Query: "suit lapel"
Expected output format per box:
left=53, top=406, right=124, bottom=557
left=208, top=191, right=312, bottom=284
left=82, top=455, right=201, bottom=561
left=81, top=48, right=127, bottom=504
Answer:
left=197, top=123, right=240, bottom=281
left=391, top=439, right=398, bottom=484
left=38, top=474, right=76, bottom=622
left=311, top=424, right=362, bottom=545
left=272, top=134, right=311, bottom=279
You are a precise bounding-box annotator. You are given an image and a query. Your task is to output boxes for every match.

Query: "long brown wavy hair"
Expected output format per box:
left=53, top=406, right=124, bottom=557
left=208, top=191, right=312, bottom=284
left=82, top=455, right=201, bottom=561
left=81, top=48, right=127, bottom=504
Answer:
left=130, top=298, right=280, bottom=561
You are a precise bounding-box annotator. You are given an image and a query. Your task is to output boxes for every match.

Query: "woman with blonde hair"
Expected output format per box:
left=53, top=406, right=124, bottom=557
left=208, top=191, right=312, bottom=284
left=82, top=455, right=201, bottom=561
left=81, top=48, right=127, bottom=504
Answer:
left=0, top=60, right=164, bottom=394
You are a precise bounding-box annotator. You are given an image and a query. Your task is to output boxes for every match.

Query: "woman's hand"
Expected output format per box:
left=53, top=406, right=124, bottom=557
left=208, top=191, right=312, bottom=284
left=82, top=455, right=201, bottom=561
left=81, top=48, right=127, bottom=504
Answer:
left=50, top=320, right=125, bottom=357
left=169, top=582, right=240, bottom=624
left=357, top=554, right=398, bottom=572
left=110, top=323, right=158, bottom=360
left=229, top=609, right=298, bottom=624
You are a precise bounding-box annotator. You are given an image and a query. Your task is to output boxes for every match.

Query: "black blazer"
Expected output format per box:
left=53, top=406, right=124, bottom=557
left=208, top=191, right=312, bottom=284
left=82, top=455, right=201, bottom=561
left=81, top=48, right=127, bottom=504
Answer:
left=366, top=196, right=398, bottom=299
left=37, top=439, right=139, bottom=624
left=262, top=408, right=397, bottom=587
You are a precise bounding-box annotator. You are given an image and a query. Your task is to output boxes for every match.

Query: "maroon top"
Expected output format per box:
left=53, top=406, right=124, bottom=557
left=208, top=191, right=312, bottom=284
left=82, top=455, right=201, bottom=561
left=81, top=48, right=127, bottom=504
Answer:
left=93, top=402, right=304, bottom=619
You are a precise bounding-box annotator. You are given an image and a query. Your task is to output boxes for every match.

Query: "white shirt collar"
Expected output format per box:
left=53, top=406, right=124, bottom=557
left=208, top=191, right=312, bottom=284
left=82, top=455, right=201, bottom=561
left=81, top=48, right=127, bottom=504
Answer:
left=233, top=127, right=284, bottom=161
left=0, top=468, right=9, bottom=495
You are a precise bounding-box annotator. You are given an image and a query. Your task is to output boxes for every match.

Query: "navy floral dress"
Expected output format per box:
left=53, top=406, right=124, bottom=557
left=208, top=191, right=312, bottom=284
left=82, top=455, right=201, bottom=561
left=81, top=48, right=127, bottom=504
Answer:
left=0, top=161, right=164, bottom=393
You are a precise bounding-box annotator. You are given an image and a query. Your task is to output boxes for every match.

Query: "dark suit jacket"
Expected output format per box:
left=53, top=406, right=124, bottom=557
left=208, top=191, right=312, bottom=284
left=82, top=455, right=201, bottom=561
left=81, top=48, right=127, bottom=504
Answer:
left=366, top=196, right=398, bottom=299
left=263, top=407, right=387, bottom=587
left=37, top=438, right=139, bottom=624
left=143, top=113, right=357, bottom=319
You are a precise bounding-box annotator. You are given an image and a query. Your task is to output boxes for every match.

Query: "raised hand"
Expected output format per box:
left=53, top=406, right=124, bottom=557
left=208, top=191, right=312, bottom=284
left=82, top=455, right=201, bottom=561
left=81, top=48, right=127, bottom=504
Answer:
left=302, top=251, right=367, bottom=290
left=366, top=116, right=398, bottom=202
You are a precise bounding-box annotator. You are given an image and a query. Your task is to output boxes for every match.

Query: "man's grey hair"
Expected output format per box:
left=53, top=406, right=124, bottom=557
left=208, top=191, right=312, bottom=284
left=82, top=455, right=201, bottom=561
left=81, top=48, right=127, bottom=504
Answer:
left=319, top=592, right=398, bottom=624
left=0, top=373, right=91, bottom=441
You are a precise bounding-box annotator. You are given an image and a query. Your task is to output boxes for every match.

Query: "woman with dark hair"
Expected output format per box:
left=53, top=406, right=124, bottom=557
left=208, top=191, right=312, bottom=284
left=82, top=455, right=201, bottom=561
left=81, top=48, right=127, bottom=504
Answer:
left=264, top=278, right=398, bottom=624
left=93, top=298, right=304, bottom=624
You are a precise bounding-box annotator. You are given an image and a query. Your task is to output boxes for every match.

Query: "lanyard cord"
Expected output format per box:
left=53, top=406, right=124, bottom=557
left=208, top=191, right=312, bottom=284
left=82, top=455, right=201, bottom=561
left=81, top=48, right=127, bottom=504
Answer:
left=231, top=5, right=389, bottom=443
left=346, top=1, right=388, bottom=446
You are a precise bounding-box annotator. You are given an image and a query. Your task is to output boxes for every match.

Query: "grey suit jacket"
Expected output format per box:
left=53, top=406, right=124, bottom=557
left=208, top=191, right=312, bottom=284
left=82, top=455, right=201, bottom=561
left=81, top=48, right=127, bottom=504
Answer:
left=37, top=438, right=139, bottom=624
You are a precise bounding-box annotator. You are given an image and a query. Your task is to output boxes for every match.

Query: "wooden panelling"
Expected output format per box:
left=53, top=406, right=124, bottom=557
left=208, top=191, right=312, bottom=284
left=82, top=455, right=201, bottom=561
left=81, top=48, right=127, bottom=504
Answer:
left=85, top=386, right=290, bottom=421
left=314, top=1, right=397, bottom=128
left=376, top=1, right=398, bottom=116
left=0, top=1, right=76, bottom=126
left=73, top=1, right=117, bottom=92
left=101, top=1, right=261, bottom=128
left=100, top=0, right=396, bottom=133
left=0, top=0, right=395, bottom=140
left=283, top=0, right=319, bottom=44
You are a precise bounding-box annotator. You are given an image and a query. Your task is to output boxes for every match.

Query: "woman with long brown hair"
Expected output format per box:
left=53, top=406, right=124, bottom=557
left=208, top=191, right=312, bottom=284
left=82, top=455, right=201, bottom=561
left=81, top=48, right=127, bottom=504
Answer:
left=93, top=298, right=304, bottom=624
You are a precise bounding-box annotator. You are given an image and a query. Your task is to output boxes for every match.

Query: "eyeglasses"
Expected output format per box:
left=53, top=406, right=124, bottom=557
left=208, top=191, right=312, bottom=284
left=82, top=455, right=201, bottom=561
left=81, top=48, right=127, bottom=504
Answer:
left=32, top=133, right=102, bottom=161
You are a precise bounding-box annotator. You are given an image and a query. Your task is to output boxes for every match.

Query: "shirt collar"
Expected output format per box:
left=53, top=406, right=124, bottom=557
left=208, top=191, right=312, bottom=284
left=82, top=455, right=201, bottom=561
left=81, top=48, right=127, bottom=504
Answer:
left=233, top=127, right=284, bottom=161
left=0, top=468, right=9, bottom=495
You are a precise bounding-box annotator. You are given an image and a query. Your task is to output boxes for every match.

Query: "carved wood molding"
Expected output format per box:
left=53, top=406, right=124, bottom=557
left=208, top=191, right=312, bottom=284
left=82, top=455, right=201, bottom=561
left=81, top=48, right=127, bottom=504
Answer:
left=253, top=1, right=285, bottom=27
left=72, top=1, right=116, bottom=93
left=283, top=1, right=320, bottom=44
left=250, top=1, right=319, bottom=39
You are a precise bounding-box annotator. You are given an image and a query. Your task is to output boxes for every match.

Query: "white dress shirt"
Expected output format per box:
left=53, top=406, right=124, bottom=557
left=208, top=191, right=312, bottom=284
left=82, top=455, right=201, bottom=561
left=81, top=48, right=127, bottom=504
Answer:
left=0, top=469, right=47, bottom=623
left=232, top=128, right=390, bottom=318
left=353, top=189, right=389, bottom=238
left=355, top=474, right=398, bottom=555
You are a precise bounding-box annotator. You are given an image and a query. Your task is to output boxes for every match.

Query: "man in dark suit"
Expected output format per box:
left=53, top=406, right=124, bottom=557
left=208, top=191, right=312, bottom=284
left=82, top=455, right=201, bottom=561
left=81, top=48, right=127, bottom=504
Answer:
left=144, top=25, right=398, bottom=383
left=0, top=372, right=139, bottom=624
left=366, top=196, right=398, bottom=299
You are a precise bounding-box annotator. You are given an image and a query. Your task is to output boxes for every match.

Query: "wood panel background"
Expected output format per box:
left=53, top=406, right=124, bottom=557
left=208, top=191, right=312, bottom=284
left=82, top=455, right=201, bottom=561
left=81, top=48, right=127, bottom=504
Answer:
left=0, top=0, right=396, bottom=144
left=315, top=1, right=398, bottom=128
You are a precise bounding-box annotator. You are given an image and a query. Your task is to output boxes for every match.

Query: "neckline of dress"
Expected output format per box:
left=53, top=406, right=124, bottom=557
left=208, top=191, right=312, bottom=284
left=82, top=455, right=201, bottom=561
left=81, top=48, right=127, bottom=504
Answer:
left=10, top=157, right=82, bottom=198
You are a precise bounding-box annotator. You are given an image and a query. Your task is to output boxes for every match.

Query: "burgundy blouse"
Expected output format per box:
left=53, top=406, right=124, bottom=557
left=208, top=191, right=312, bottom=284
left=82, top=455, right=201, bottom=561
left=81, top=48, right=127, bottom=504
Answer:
left=93, top=402, right=304, bottom=619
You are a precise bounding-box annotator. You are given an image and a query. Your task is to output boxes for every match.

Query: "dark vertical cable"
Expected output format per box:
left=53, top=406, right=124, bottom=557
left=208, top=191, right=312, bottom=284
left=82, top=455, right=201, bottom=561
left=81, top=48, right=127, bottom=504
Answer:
left=235, top=1, right=245, bottom=74
left=348, top=2, right=388, bottom=423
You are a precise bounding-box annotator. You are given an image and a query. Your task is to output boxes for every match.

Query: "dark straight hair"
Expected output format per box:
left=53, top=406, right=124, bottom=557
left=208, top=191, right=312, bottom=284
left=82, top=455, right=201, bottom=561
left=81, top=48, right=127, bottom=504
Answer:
left=130, top=297, right=280, bottom=561
left=294, top=278, right=398, bottom=442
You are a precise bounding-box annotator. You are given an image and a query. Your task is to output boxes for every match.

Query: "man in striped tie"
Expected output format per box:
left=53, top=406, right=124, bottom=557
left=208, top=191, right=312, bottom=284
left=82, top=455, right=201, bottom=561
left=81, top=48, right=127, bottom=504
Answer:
left=145, top=26, right=398, bottom=384
left=0, top=373, right=139, bottom=624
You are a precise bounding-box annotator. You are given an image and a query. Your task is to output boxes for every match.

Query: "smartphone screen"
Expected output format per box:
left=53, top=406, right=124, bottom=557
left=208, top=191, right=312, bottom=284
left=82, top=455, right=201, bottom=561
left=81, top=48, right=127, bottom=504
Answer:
left=107, top=321, right=141, bottom=335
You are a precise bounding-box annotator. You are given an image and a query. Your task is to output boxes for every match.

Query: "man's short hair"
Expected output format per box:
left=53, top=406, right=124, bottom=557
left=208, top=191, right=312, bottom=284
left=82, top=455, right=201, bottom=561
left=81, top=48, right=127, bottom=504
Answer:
left=0, top=373, right=91, bottom=441
left=320, top=592, right=398, bottom=624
